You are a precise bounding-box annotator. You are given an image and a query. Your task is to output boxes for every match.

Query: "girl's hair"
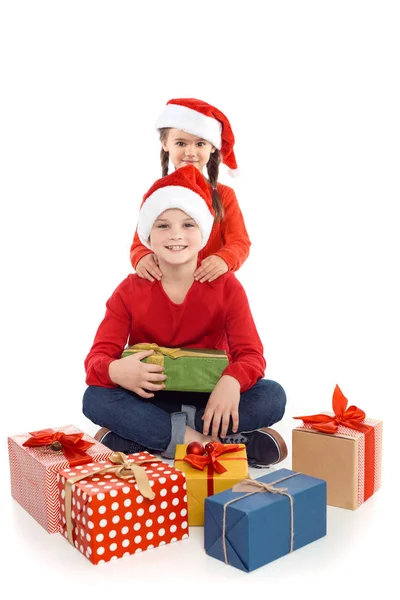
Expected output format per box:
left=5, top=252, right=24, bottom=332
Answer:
left=159, top=128, right=224, bottom=222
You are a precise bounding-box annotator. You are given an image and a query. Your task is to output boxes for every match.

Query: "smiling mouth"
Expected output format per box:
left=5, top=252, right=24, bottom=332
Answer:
left=165, top=245, right=188, bottom=251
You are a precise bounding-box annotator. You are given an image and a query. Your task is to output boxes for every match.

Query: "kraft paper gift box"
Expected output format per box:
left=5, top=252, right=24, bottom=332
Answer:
left=8, top=425, right=113, bottom=533
left=204, top=468, right=327, bottom=572
left=58, top=451, right=189, bottom=564
left=292, top=385, right=383, bottom=510
left=174, top=442, right=248, bottom=526
left=122, top=343, right=229, bottom=393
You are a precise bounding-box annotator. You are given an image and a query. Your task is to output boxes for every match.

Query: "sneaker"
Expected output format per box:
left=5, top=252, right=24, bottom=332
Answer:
left=94, top=427, right=146, bottom=454
left=222, top=428, right=288, bottom=468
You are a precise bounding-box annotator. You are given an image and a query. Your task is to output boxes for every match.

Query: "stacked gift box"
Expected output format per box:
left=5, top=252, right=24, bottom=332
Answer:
left=8, top=425, right=190, bottom=565
left=8, top=425, right=113, bottom=533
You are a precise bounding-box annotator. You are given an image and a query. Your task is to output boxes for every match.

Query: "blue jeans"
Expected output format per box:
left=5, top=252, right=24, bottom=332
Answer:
left=83, top=379, right=286, bottom=456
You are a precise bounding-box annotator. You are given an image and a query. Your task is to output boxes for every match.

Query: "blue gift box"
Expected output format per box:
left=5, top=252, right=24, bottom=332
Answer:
left=204, top=468, right=327, bottom=572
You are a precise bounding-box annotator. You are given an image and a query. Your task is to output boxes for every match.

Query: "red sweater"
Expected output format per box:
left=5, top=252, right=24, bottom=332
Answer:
left=130, top=182, right=251, bottom=272
left=85, top=272, right=266, bottom=392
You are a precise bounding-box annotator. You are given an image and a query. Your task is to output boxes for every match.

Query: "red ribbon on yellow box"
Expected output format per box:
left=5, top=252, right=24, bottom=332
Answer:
left=183, top=442, right=240, bottom=474
left=179, top=442, right=242, bottom=497
left=22, top=428, right=95, bottom=467
left=293, top=385, right=375, bottom=502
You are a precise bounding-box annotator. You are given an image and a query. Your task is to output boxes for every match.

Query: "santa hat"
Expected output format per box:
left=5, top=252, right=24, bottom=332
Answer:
left=137, top=165, right=214, bottom=250
left=155, top=98, right=239, bottom=176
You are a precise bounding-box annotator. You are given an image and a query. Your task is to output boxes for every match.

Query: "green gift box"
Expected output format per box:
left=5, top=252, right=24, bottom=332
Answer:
left=121, top=343, right=229, bottom=393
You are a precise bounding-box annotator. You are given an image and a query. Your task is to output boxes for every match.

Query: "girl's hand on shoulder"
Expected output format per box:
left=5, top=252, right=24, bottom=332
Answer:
left=194, top=255, right=228, bottom=283
left=108, top=350, right=167, bottom=398
left=202, top=375, right=240, bottom=439
left=136, top=254, right=162, bottom=282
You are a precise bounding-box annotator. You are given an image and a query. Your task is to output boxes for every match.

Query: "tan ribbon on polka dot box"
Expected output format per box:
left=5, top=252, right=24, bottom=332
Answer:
left=57, top=451, right=189, bottom=564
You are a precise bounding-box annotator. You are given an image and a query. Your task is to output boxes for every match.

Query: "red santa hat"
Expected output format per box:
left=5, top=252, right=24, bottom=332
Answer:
left=155, top=98, right=239, bottom=176
left=137, top=165, right=214, bottom=250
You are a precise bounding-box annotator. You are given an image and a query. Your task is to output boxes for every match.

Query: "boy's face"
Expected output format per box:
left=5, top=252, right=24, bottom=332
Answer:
left=162, top=129, right=215, bottom=173
left=149, top=209, right=202, bottom=265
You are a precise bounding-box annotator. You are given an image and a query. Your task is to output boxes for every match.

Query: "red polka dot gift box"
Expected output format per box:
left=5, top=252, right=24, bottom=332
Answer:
left=57, top=451, right=189, bottom=564
left=8, top=425, right=113, bottom=533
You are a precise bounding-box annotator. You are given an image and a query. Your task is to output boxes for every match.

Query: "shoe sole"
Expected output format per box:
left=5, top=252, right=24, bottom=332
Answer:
left=94, top=427, right=110, bottom=444
left=242, top=427, right=288, bottom=466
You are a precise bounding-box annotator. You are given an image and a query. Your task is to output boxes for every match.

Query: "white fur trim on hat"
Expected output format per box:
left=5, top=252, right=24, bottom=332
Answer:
left=228, top=167, right=240, bottom=177
left=155, top=104, right=222, bottom=150
left=137, top=185, right=214, bottom=250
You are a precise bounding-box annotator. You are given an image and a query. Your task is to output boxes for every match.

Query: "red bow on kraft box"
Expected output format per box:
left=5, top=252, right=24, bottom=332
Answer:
left=183, top=442, right=240, bottom=474
left=294, top=385, right=377, bottom=503
left=293, top=384, right=370, bottom=434
left=23, top=428, right=95, bottom=467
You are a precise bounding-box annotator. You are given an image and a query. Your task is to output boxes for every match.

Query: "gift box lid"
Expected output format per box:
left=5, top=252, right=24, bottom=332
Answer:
left=58, top=450, right=186, bottom=496
left=122, top=345, right=228, bottom=360
left=294, top=416, right=382, bottom=439
left=204, top=468, right=327, bottom=572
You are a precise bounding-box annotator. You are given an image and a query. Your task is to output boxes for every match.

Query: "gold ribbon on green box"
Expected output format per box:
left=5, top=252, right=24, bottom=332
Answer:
left=121, top=343, right=229, bottom=393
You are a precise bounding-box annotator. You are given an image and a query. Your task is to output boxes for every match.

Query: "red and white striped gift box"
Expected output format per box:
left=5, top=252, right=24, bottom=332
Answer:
left=8, top=425, right=113, bottom=533
left=58, top=451, right=189, bottom=564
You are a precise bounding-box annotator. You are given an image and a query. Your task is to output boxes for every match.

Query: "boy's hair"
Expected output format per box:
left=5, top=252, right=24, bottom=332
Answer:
left=159, top=128, right=225, bottom=222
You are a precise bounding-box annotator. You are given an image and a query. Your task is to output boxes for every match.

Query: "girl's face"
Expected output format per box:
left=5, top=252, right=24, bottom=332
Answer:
left=162, top=129, right=215, bottom=173
left=149, top=208, right=202, bottom=265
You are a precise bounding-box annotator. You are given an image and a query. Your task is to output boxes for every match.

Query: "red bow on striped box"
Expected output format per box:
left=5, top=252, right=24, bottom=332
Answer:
left=8, top=425, right=113, bottom=533
left=22, top=428, right=95, bottom=467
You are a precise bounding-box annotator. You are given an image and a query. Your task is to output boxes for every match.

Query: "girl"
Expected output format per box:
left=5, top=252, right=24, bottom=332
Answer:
left=83, top=165, right=287, bottom=467
left=130, top=98, right=251, bottom=284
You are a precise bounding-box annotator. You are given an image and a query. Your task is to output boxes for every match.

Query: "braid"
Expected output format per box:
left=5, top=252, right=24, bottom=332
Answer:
left=159, top=127, right=171, bottom=176
left=160, top=148, right=169, bottom=176
left=207, top=150, right=224, bottom=222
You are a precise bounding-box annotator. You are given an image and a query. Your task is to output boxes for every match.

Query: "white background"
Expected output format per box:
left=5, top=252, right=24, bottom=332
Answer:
left=1, top=0, right=398, bottom=596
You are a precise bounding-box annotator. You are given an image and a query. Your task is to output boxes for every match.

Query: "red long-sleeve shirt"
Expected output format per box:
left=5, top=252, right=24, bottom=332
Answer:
left=130, top=182, right=251, bottom=272
left=85, top=272, right=266, bottom=392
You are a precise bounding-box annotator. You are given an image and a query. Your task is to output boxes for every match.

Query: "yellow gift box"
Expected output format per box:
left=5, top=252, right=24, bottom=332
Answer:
left=174, top=443, right=248, bottom=526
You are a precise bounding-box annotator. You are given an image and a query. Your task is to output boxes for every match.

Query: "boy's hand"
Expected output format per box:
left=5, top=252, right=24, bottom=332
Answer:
left=136, top=254, right=162, bottom=282
left=194, top=255, right=228, bottom=283
left=202, top=375, right=240, bottom=439
left=109, top=350, right=166, bottom=398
